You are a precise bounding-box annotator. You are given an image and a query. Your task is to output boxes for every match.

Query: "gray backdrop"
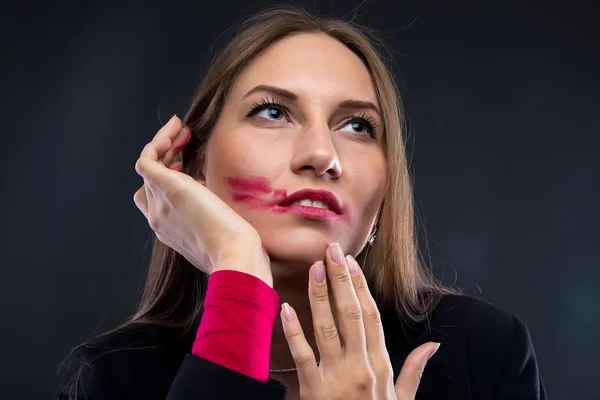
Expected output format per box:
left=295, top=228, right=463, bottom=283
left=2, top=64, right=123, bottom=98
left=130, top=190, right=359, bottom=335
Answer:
left=2, top=1, right=598, bottom=398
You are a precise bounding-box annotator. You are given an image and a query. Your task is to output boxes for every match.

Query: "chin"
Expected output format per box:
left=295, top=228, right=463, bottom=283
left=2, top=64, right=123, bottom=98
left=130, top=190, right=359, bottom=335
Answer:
left=260, top=228, right=334, bottom=266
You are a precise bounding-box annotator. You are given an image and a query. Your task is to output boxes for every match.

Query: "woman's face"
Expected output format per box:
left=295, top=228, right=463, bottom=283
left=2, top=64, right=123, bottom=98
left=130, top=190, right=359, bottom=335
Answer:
left=203, top=33, right=386, bottom=266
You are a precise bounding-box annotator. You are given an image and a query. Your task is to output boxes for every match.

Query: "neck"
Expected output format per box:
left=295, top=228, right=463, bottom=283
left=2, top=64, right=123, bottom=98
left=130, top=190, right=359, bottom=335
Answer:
left=269, top=259, right=320, bottom=373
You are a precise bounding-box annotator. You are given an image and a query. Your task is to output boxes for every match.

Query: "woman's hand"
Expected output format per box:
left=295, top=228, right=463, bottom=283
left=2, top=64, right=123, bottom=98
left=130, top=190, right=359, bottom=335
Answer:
left=281, top=243, right=440, bottom=399
left=133, top=115, right=272, bottom=285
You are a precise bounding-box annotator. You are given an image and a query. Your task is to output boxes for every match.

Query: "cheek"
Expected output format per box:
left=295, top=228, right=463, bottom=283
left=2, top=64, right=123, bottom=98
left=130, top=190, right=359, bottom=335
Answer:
left=350, top=155, right=387, bottom=218
left=204, top=128, right=288, bottom=202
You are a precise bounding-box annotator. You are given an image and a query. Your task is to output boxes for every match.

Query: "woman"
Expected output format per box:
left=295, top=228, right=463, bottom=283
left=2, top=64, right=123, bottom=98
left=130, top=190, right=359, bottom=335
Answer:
left=57, top=6, right=545, bottom=400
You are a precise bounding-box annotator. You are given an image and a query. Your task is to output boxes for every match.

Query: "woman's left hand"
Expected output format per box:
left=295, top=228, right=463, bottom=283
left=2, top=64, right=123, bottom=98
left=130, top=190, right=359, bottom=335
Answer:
left=281, top=243, right=440, bottom=399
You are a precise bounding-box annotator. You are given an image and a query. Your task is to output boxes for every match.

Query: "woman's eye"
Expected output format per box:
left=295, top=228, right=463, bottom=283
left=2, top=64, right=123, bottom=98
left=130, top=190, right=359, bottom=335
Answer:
left=255, top=106, right=285, bottom=120
left=339, top=120, right=372, bottom=135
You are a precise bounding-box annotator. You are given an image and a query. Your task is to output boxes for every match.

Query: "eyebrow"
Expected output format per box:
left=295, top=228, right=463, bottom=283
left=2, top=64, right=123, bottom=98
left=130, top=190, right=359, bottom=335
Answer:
left=242, top=84, right=381, bottom=117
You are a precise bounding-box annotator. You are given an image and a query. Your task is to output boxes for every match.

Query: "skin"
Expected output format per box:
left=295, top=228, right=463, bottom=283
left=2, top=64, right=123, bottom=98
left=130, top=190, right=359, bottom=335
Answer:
left=201, top=33, right=387, bottom=378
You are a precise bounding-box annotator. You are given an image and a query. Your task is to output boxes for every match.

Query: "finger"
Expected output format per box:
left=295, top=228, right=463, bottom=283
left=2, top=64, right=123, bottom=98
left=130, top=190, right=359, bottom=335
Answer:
left=281, top=303, right=321, bottom=390
left=139, top=136, right=173, bottom=166
left=152, top=114, right=182, bottom=142
left=325, top=242, right=366, bottom=358
left=151, top=115, right=182, bottom=165
left=308, top=261, right=343, bottom=364
left=394, top=342, right=440, bottom=399
left=346, top=255, right=388, bottom=360
left=135, top=147, right=176, bottom=188
left=162, top=126, right=191, bottom=167
left=168, top=161, right=183, bottom=172
left=133, top=186, right=149, bottom=218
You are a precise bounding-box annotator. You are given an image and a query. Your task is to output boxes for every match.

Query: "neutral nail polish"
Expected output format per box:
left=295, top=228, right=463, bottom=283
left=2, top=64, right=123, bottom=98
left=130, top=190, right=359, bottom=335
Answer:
left=314, top=261, right=326, bottom=284
left=346, top=255, right=359, bottom=275
left=427, top=342, right=441, bottom=361
left=330, top=242, right=343, bottom=264
left=282, top=303, right=295, bottom=322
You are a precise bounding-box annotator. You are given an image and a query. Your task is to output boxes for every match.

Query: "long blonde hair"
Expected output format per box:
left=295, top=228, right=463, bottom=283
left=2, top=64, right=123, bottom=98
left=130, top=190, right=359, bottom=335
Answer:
left=60, top=5, right=451, bottom=397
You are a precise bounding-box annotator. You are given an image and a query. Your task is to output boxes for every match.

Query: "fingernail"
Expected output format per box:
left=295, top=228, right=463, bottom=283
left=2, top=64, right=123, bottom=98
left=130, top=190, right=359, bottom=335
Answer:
left=330, top=242, right=343, bottom=265
left=313, top=261, right=325, bottom=284
left=427, top=342, right=441, bottom=361
left=346, top=255, right=360, bottom=275
left=282, top=303, right=295, bottom=322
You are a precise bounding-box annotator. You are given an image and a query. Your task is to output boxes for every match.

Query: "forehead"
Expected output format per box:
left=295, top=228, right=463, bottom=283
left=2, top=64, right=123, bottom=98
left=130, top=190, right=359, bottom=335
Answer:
left=230, top=33, right=379, bottom=105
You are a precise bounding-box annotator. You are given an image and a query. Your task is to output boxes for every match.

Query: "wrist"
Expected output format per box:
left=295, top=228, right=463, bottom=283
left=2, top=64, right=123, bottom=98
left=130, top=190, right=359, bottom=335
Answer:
left=212, top=241, right=273, bottom=287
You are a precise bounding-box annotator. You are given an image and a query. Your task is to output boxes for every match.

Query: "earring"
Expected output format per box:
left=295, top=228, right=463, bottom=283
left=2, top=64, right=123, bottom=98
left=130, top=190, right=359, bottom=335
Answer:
left=368, top=228, right=377, bottom=246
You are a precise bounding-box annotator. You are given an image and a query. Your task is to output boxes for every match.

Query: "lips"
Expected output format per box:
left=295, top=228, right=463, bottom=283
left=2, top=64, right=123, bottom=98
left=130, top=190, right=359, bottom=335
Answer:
left=278, top=189, right=344, bottom=215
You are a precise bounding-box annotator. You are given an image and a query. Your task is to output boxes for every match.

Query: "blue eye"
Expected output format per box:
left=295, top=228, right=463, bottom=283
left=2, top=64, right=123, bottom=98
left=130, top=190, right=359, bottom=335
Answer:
left=255, top=106, right=284, bottom=120
left=338, top=113, right=378, bottom=137
left=247, top=97, right=290, bottom=121
left=340, top=120, right=371, bottom=135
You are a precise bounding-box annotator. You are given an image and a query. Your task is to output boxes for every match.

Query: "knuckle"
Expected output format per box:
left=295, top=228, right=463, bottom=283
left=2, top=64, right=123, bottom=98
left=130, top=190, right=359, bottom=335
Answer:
left=147, top=213, right=159, bottom=231
left=353, top=368, right=376, bottom=390
left=374, top=363, right=394, bottom=382
left=134, top=159, right=144, bottom=175
left=143, top=141, right=154, bottom=152
left=332, top=268, right=351, bottom=283
left=312, top=288, right=330, bottom=303
left=133, top=190, right=142, bottom=205
left=364, top=305, right=381, bottom=324
left=318, top=321, right=339, bottom=342
left=354, top=275, right=369, bottom=291
left=401, top=360, right=424, bottom=385
left=285, top=327, right=304, bottom=341
left=293, top=352, right=314, bottom=368
left=342, top=304, right=363, bottom=321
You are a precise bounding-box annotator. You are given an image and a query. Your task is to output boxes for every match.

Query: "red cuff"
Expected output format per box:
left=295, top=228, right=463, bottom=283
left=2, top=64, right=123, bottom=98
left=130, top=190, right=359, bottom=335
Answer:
left=192, top=269, right=279, bottom=382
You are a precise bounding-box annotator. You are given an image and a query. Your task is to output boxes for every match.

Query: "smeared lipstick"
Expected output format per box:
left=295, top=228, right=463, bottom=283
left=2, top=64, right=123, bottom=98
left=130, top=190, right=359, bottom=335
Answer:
left=227, top=177, right=286, bottom=208
left=227, top=176, right=273, bottom=194
left=226, top=176, right=346, bottom=221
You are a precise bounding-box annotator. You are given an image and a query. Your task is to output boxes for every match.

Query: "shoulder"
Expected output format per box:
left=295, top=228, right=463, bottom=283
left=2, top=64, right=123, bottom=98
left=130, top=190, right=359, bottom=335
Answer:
left=435, top=295, right=543, bottom=397
left=382, top=294, right=544, bottom=399
left=56, top=323, right=193, bottom=399
left=433, top=293, right=527, bottom=336
left=383, top=293, right=532, bottom=347
left=432, top=294, right=537, bottom=361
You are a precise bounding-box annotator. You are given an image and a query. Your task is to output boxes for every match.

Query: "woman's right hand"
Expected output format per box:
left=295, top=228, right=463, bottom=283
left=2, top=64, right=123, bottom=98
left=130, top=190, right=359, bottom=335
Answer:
left=133, top=115, right=273, bottom=286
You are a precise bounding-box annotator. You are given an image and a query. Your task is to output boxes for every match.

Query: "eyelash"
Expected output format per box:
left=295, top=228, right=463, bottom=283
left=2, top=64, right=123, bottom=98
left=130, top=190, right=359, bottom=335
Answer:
left=246, top=96, right=379, bottom=137
left=246, top=97, right=291, bottom=118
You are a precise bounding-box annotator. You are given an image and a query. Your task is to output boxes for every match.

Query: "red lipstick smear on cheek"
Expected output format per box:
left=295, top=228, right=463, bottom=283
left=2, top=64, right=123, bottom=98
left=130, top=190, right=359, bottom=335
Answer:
left=226, top=176, right=287, bottom=209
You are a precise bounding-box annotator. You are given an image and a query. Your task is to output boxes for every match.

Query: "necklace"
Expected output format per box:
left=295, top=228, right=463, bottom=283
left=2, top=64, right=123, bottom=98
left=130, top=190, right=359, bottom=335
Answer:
left=270, top=361, right=320, bottom=374
left=269, top=367, right=298, bottom=373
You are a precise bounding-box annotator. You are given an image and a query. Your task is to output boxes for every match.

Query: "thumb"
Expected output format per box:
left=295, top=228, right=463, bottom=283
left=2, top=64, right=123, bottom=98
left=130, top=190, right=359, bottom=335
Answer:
left=394, top=342, right=440, bottom=399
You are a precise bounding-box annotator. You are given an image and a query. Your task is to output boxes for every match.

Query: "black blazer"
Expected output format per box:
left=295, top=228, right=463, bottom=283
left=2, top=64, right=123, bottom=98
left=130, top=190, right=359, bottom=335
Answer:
left=57, top=294, right=546, bottom=399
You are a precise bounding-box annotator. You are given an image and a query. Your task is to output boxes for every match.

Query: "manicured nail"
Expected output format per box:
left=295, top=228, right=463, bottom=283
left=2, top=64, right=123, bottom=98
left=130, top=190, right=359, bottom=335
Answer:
left=427, top=342, right=441, bottom=361
left=282, top=303, right=295, bottom=322
left=346, top=255, right=360, bottom=275
left=330, top=242, right=343, bottom=265
left=313, top=261, right=325, bottom=284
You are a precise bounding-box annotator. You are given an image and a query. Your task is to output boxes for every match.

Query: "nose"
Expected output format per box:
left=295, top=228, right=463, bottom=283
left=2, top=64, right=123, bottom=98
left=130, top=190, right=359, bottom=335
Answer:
left=290, top=122, right=342, bottom=179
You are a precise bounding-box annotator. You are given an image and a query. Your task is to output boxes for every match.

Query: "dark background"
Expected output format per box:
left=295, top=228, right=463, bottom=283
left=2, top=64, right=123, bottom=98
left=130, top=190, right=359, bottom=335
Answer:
left=2, top=1, right=598, bottom=398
